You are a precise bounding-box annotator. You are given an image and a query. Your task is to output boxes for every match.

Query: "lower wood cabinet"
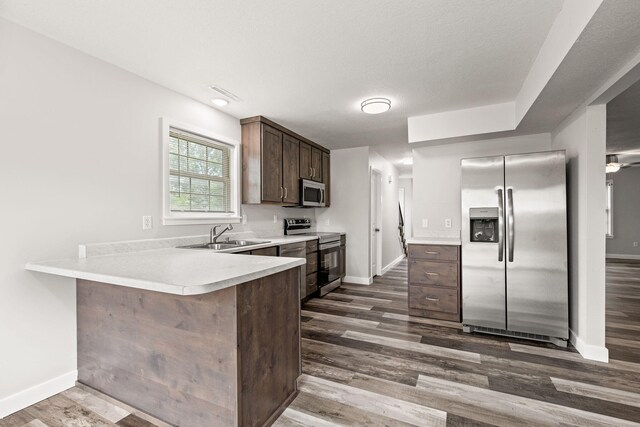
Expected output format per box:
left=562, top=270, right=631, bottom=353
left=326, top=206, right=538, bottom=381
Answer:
left=304, top=239, right=319, bottom=299
left=408, top=244, right=461, bottom=321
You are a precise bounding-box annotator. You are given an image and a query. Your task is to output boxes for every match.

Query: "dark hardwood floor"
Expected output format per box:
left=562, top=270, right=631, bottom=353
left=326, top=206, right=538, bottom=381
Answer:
left=3, top=259, right=640, bottom=426
left=606, top=258, right=640, bottom=364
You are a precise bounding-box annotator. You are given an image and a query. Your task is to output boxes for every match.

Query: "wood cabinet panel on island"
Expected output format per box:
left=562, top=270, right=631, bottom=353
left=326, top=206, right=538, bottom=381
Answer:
left=241, top=116, right=330, bottom=206
left=77, top=267, right=302, bottom=427
left=408, top=243, right=461, bottom=321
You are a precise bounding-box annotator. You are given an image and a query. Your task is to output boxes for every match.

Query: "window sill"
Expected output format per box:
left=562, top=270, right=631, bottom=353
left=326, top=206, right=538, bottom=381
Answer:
left=163, top=216, right=241, bottom=226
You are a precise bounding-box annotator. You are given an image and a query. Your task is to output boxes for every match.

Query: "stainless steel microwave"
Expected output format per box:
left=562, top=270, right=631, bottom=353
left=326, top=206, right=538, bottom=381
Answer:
left=300, top=179, right=325, bottom=207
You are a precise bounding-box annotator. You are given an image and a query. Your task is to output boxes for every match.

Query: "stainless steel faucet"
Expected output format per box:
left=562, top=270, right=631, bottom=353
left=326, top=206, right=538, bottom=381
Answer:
left=210, top=224, right=233, bottom=243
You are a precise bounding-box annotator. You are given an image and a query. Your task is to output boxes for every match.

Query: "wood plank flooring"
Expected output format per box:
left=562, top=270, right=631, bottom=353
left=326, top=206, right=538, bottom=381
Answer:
left=606, top=259, right=640, bottom=364
left=3, top=259, right=640, bottom=426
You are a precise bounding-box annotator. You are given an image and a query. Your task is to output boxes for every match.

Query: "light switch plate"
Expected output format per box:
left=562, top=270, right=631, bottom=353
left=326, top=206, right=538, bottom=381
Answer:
left=634, top=242, right=638, bottom=247
left=422, top=219, right=428, bottom=228
left=444, top=218, right=452, bottom=228
left=273, top=214, right=278, bottom=224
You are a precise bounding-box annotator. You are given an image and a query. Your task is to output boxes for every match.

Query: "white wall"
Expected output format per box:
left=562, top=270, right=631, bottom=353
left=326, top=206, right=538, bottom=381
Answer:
left=398, top=178, right=413, bottom=239
left=316, top=147, right=371, bottom=282
left=412, top=134, right=552, bottom=240
left=606, top=167, right=640, bottom=258
left=0, top=18, right=310, bottom=416
left=551, top=105, right=608, bottom=361
left=369, top=150, right=404, bottom=271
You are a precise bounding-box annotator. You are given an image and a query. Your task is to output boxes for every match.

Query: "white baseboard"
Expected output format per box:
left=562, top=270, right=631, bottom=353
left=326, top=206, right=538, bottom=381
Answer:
left=343, top=276, right=373, bottom=285
left=569, top=329, right=609, bottom=362
left=382, top=254, right=406, bottom=275
left=606, top=253, right=640, bottom=260
left=0, top=370, right=77, bottom=418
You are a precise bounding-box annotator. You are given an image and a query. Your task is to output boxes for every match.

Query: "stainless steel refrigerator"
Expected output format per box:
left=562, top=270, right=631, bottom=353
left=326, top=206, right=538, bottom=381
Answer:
left=461, top=150, right=568, bottom=346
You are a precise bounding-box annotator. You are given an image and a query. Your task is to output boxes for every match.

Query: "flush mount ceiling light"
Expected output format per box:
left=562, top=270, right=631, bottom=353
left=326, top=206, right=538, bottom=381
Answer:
left=211, top=98, right=229, bottom=107
left=606, top=154, right=621, bottom=173
left=361, top=97, right=391, bottom=114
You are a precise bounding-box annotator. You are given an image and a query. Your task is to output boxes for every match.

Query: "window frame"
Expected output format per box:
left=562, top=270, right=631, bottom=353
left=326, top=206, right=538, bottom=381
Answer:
left=161, top=117, right=241, bottom=225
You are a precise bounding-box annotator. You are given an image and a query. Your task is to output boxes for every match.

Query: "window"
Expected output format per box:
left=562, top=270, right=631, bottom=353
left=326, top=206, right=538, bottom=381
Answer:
left=162, top=118, right=240, bottom=225
left=606, top=179, right=613, bottom=238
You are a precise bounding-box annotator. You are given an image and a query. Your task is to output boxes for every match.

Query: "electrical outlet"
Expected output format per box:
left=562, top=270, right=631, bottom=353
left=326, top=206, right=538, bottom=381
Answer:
left=326, top=218, right=331, bottom=226
left=634, top=242, right=639, bottom=247
left=142, top=216, right=153, bottom=230
left=273, top=214, right=278, bottom=224
left=444, top=218, right=452, bottom=228
left=422, top=218, right=429, bottom=228
left=242, top=214, right=247, bottom=225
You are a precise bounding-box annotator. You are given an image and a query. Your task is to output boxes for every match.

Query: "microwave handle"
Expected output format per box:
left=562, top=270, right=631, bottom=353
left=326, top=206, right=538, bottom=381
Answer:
left=321, top=188, right=325, bottom=205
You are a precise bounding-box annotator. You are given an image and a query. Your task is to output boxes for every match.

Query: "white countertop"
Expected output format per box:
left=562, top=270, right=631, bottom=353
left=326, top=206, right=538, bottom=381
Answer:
left=406, top=236, right=461, bottom=246
left=26, top=245, right=307, bottom=296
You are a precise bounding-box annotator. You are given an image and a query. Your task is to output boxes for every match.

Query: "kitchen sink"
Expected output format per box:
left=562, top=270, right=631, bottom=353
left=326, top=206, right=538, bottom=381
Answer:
left=177, top=240, right=268, bottom=250
left=224, top=240, right=266, bottom=246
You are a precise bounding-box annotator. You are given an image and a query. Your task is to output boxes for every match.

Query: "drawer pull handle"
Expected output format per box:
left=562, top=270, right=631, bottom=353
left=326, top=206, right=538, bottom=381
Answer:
left=425, top=251, right=439, bottom=254
left=425, top=296, right=439, bottom=301
left=425, top=272, right=439, bottom=276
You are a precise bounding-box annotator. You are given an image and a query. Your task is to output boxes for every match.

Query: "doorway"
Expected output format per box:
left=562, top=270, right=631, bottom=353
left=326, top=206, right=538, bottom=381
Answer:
left=370, top=168, right=382, bottom=277
left=605, top=77, right=640, bottom=363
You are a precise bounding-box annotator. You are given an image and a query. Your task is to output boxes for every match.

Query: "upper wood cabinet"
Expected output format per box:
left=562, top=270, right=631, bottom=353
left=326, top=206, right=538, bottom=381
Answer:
left=300, top=143, right=322, bottom=182
left=241, top=116, right=330, bottom=206
left=322, top=151, right=330, bottom=206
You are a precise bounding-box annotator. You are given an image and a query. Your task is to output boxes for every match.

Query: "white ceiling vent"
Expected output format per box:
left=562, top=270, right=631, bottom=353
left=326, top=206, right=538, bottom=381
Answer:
left=209, top=85, right=242, bottom=102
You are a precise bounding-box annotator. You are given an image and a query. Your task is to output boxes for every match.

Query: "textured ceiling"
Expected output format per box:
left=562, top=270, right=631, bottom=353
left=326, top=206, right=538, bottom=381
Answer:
left=0, top=0, right=563, bottom=173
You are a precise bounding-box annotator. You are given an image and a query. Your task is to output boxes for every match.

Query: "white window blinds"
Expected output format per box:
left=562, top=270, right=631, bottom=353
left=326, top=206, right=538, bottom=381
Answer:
left=168, top=127, right=232, bottom=213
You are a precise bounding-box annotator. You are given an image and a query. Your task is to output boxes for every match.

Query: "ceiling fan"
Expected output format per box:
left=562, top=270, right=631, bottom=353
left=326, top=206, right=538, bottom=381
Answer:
left=606, top=153, right=640, bottom=173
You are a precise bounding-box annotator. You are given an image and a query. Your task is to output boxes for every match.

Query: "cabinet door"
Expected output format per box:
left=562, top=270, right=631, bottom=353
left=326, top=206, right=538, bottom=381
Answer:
left=322, top=151, right=330, bottom=206
left=299, top=142, right=313, bottom=180
left=282, top=134, right=300, bottom=204
left=311, top=147, right=323, bottom=182
left=261, top=124, right=283, bottom=203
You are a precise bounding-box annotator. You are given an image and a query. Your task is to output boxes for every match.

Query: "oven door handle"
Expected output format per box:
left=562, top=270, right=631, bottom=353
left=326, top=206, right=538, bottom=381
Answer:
left=319, top=241, right=340, bottom=250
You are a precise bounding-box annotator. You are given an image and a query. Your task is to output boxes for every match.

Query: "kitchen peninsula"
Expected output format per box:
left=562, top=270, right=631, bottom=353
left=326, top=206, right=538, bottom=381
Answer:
left=26, top=247, right=305, bottom=427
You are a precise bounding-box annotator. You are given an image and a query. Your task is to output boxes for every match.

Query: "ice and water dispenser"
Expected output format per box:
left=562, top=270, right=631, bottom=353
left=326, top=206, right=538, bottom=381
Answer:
left=469, top=207, right=499, bottom=243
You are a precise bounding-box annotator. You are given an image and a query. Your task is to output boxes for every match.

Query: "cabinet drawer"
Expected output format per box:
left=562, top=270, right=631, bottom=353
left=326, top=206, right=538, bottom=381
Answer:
left=306, top=239, right=318, bottom=253
left=251, top=246, right=278, bottom=256
left=280, top=242, right=306, bottom=255
left=409, top=286, right=458, bottom=314
left=305, top=273, right=318, bottom=296
left=409, top=259, right=457, bottom=287
left=306, top=253, right=318, bottom=274
left=408, top=244, right=458, bottom=261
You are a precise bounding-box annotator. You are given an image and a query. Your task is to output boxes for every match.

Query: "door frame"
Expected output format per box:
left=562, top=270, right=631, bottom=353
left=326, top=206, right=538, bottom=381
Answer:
left=370, top=168, right=383, bottom=277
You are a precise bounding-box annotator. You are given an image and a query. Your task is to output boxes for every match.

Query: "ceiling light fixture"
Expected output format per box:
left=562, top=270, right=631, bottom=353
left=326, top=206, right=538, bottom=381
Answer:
left=211, top=98, right=229, bottom=107
left=361, top=98, right=391, bottom=114
left=606, top=154, right=621, bottom=173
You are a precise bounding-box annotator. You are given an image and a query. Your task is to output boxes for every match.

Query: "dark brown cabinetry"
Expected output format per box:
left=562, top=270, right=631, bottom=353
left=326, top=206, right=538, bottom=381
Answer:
left=242, top=122, right=300, bottom=205
left=322, top=151, right=331, bottom=206
left=408, top=244, right=461, bottom=321
left=339, top=235, right=346, bottom=278
left=304, top=239, right=319, bottom=299
left=241, top=116, right=330, bottom=206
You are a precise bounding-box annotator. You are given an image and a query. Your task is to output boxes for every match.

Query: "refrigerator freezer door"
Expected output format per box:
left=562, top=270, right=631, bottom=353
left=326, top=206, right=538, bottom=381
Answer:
left=504, top=151, right=568, bottom=338
left=461, top=156, right=506, bottom=330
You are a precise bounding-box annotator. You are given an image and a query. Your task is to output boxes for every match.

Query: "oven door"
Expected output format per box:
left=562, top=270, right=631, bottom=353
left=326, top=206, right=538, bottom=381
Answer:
left=318, top=241, right=341, bottom=287
left=301, top=179, right=325, bottom=207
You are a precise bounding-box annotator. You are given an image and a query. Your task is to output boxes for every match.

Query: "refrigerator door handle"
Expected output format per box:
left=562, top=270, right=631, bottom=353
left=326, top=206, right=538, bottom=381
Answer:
left=497, top=188, right=504, bottom=262
left=507, top=188, right=515, bottom=262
